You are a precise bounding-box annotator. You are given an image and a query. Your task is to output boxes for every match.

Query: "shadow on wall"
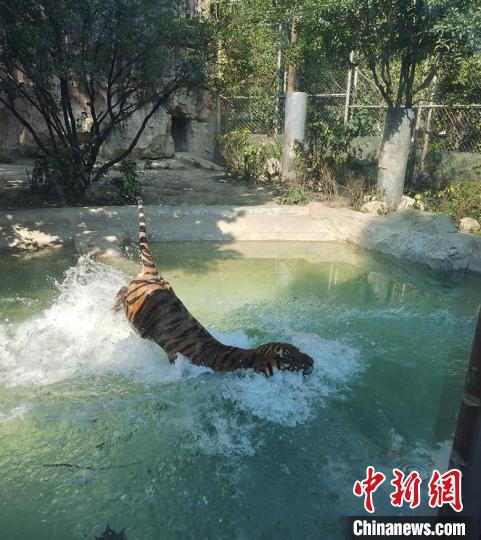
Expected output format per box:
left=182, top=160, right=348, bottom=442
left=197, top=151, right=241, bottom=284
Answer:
left=1, top=203, right=481, bottom=278
left=0, top=205, right=246, bottom=264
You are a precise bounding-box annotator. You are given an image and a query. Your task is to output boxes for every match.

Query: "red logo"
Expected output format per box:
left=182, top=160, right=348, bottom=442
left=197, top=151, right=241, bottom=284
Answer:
left=353, top=467, right=462, bottom=513
left=428, top=469, right=463, bottom=512
left=390, top=468, right=422, bottom=509
left=353, top=466, right=386, bottom=513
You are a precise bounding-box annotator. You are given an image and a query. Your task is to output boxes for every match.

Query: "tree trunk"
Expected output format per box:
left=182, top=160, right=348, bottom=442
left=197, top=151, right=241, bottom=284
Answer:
left=377, top=107, right=415, bottom=208
left=286, top=12, right=298, bottom=92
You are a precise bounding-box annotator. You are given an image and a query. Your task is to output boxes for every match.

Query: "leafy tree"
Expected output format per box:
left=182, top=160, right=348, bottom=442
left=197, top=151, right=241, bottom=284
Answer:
left=0, top=0, right=213, bottom=197
left=437, top=55, right=481, bottom=104
left=301, top=0, right=479, bottom=205
left=211, top=0, right=282, bottom=97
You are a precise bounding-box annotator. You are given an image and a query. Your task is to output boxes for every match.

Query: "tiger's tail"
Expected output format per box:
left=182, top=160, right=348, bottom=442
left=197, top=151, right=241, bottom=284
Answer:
left=137, top=197, right=157, bottom=271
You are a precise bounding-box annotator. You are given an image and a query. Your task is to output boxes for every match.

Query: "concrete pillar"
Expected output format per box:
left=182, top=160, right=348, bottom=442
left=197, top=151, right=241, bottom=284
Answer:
left=281, top=91, right=307, bottom=180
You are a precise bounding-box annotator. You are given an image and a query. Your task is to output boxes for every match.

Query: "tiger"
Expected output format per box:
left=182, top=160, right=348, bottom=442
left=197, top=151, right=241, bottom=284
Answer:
left=114, top=198, right=314, bottom=377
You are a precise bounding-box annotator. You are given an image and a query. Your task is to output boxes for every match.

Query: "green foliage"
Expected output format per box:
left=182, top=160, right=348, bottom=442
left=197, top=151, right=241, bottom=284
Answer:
left=118, top=160, right=141, bottom=200
left=211, top=0, right=295, bottom=97
left=437, top=54, right=481, bottom=105
left=348, top=108, right=383, bottom=137
left=295, top=145, right=340, bottom=197
left=306, top=111, right=354, bottom=164
left=218, top=129, right=250, bottom=176
left=295, top=109, right=373, bottom=197
left=279, top=185, right=310, bottom=205
left=218, top=129, right=281, bottom=183
left=0, top=0, right=213, bottom=197
left=243, top=144, right=271, bottom=184
left=301, top=0, right=477, bottom=107
left=415, top=181, right=481, bottom=224
left=28, top=151, right=90, bottom=196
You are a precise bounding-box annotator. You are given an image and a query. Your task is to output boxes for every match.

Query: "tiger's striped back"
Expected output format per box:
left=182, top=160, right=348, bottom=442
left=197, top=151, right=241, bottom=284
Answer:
left=114, top=200, right=314, bottom=376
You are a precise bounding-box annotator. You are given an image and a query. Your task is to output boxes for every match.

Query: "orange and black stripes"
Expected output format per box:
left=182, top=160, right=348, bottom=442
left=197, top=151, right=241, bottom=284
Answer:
left=113, top=199, right=314, bottom=376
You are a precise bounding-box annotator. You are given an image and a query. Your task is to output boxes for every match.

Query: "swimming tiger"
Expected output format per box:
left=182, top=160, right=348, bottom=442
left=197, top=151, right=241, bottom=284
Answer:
left=114, top=198, right=314, bottom=376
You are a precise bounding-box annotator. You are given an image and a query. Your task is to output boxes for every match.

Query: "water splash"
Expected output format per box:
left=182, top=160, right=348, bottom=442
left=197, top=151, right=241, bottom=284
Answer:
left=0, top=256, right=363, bottom=457
left=0, top=256, right=180, bottom=387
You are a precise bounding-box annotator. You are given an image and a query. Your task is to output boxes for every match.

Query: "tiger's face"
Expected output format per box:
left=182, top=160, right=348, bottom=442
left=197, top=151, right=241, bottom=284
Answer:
left=255, top=343, right=314, bottom=376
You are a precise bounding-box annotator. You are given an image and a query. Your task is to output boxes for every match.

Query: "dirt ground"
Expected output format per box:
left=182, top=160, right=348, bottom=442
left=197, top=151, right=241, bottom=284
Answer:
left=0, top=157, right=283, bottom=210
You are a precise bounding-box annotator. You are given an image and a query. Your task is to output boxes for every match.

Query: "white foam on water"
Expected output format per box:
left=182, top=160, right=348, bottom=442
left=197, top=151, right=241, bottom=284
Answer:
left=220, top=333, right=360, bottom=428
left=0, top=256, right=364, bottom=457
left=0, top=256, right=193, bottom=387
left=0, top=403, right=33, bottom=423
left=187, top=324, right=361, bottom=456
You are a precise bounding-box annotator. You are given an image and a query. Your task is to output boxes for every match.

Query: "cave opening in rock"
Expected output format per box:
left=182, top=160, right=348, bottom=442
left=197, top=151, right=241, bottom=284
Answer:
left=171, top=115, right=190, bottom=152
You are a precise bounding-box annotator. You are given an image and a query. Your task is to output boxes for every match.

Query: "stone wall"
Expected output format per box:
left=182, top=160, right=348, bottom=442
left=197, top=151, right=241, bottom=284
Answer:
left=0, top=88, right=219, bottom=162
left=348, top=135, right=481, bottom=186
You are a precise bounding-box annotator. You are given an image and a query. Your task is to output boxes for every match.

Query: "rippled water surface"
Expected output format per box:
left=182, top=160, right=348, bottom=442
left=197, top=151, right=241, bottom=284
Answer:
left=0, top=242, right=480, bottom=539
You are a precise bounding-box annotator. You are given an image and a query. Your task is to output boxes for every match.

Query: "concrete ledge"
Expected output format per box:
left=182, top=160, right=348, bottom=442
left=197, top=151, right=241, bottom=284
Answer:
left=1, top=203, right=480, bottom=274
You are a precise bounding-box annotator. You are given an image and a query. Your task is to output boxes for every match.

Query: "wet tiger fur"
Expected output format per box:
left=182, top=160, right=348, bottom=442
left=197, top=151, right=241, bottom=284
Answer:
left=114, top=199, right=314, bottom=376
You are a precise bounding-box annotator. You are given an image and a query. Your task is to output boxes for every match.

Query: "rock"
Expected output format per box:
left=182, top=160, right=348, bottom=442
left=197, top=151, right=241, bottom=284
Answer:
left=360, top=200, right=388, bottom=215
left=167, top=89, right=215, bottom=122
left=176, top=152, right=223, bottom=171
left=148, top=159, right=187, bottom=170
left=397, top=195, right=422, bottom=210
left=383, top=209, right=458, bottom=235
left=360, top=222, right=475, bottom=272
left=100, top=89, right=217, bottom=161
left=349, top=136, right=382, bottom=165
left=265, top=158, right=281, bottom=180
left=428, top=152, right=481, bottom=188
left=459, top=217, right=481, bottom=233
left=84, top=176, right=125, bottom=204
left=101, top=105, right=174, bottom=160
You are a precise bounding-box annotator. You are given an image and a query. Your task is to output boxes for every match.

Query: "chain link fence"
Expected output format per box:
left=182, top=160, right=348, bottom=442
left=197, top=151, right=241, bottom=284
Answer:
left=219, top=95, right=284, bottom=135
left=416, top=105, right=481, bottom=153
left=221, top=100, right=481, bottom=152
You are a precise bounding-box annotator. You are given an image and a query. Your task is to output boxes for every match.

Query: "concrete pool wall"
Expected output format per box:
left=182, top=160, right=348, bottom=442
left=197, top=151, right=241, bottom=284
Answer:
left=1, top=202, right=481, bottom=274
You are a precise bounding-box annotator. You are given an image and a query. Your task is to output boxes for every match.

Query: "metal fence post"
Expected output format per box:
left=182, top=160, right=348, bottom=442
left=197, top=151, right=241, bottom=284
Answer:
left=344, top=51, right=355, bottom=123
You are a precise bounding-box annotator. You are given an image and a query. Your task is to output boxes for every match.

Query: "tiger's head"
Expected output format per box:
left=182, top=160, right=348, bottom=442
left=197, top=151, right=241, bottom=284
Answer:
left=254, top=343, right=314, bottom=376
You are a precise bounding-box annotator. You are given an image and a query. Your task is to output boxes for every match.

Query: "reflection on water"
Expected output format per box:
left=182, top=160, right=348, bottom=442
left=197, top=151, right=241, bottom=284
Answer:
left=0, top=242, right=480, bottom=539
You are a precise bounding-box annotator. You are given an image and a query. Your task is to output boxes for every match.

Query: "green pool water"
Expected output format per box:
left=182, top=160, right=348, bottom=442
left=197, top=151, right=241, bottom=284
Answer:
left=0, top=242, right=480, bottom=539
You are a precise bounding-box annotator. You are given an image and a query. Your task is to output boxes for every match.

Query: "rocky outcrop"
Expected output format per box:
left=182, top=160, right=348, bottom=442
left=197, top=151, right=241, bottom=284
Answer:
left=360, top=200, right=388, bottom=214
left=101, top=106, right=174, bottom=160
left=397, top=195, right=424, bottom=211
left=459, top=217, right=481, bottom=233
left=0, top=88, right=219, bottom=162
left=100, top=89, right=218, bottom=161
left=359, top=210, right=480, bottom=272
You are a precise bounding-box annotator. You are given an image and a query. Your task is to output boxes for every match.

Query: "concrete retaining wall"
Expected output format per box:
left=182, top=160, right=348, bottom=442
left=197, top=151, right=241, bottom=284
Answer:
left=1, top=203, right=480, bottom=274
